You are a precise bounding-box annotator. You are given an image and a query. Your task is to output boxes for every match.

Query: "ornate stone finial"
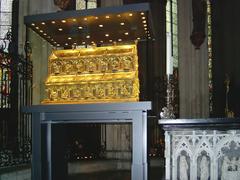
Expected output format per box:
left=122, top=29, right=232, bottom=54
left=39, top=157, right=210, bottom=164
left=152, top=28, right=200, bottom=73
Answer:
left=160, top=106, right=176, bottom=119
left=190, top=0, right=207, bottom=49
left=160, top=75, right=176, bottom=119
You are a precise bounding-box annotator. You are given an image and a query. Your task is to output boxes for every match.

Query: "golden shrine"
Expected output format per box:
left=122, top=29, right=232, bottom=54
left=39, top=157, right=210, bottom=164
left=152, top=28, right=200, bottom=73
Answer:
left=24, top=3, right=154, bottom=104
left=42, top=44, right=139, bottom=104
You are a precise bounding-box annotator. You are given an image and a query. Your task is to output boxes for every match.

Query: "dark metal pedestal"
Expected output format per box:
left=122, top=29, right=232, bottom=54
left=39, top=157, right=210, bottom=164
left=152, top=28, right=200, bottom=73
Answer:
left=23, top=102, right=151, bottom=180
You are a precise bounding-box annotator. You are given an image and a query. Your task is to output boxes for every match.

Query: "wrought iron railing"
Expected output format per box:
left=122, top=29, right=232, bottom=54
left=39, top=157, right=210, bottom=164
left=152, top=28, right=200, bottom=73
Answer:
left=0, top=31, right=32, bottom=168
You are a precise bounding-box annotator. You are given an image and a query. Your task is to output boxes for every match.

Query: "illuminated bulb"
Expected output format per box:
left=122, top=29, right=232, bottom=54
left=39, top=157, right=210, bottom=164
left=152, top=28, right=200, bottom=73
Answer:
left=43, top=33, right=47, bottom=36
left=86, top=35, right=90, bottom=39
left=144, top=27, right=147, bottom=30
left=120, top=22, right=125, bottom=26
left=65, top=43, right=68, bottom=46
left=68, top=37, right=72, bottom=40
left=142, top=16, right=146, bottom=20
left=105, top=34, right=109, bottom=37
left=109, top=40, right=113, bottom=42
left=141, top=12, right=144, bottom=15
left=99, top=24, right=103, bottom=28
left=143, top=24, right=147, bottom=27
left=36, top=27, right=39, bottom=29
left=118, top=39, right=122, bottom=42
left=91, top=41, right=95, bottom=44
left=129, top=13, right=133, bottom=17
left=105, top=15, right=110, bottom=19
left=95, top=17, right=99, bottom=19
left=51, top=21, right=56, bottom=24
left=41, top=22, right=45, bottom=25
left=31, top=23, right=35, bottom=26
left=54, top=41, right=57, bottom=44
left=39, top=30, right=43, bottom=33
left=72, top=19, right=77, bottom=22
left=117, top=14, right=121, bottom=17
left=58, top=28, right=63, bottom=31
left=78, top=26, right=83, bottom=29
left=142, top=20, right=146, bottom=24
left=61, top=20, right=66, bottom=23
left=73, top=42, right=77, bottom=45
left=124, top=32, right=129, bottom=35
left=57, top=44, right=60, bottom=46
left=100, top=40, right=103, bottom=43
left=82, top=41, right=86, bottom=44
left=137, top=37, right=141, bottom=40
left=84, top=18, right=87, bottom=21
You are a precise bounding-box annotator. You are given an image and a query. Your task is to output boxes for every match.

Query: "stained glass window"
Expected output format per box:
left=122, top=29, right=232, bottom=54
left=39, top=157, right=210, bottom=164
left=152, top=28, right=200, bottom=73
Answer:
left=76, top=0, right=97, bottom=48
left=166, top=0, right=178, bottom=68
left=0, top=0, right=13, bottom=52
left=76, top=0, right=97, bottom=10
left=0, top=0, right=13, bottom=107
left=0, top=0, right=13, bottom=40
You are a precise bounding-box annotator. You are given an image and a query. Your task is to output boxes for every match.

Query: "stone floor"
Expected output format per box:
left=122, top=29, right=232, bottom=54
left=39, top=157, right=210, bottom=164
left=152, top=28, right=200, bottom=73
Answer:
left=0, top=159, right=164, bottom=180
left=68, top=167, right=164, bottom=180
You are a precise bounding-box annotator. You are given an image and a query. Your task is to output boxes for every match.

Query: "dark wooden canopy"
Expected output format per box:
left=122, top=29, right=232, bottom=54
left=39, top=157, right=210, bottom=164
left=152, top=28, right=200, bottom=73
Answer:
left=24, top=3, right=155, bottom=48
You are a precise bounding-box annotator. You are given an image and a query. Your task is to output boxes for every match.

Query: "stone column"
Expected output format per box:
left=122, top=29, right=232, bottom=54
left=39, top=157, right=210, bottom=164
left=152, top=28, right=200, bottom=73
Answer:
left=26, top=0, right=58, bottom=104
left=100, top=0, right=131, bottom=162
left=105, top=124, right=132, bottom=160
left=18, top=0, right=29, bottom=55
left=101, top=0, right=123, bottom=7
left=178, top=0, right=209, bottom=118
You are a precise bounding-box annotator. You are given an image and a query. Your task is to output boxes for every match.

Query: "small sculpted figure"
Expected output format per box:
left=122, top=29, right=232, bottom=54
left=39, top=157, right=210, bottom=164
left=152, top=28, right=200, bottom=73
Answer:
left=179, top=155, right=188, bottom=180
left=200, top=155, right=209, bottom=180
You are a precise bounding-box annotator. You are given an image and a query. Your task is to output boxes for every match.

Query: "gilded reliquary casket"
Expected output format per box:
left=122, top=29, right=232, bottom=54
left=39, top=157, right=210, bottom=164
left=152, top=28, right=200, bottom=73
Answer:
left=42, top=44, right=139, bottom=104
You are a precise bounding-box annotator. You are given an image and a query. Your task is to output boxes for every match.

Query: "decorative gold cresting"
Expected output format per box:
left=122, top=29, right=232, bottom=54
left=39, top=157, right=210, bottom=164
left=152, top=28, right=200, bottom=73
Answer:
left=42, top=44, right=139, bottom=104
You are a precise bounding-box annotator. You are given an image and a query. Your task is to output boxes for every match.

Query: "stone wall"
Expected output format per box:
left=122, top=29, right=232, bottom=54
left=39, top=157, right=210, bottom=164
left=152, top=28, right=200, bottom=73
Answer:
left=178, top=0, right=209, bottom=118
left=0, top=167, right=31, bottom=180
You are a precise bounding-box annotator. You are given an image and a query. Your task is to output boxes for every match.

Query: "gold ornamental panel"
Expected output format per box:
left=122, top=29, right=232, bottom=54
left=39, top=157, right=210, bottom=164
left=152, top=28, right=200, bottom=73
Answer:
left=42, top=44, right=139, bottom=104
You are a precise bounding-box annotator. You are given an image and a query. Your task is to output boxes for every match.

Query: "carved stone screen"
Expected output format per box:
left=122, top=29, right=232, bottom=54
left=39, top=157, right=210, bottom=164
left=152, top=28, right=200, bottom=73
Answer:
left=42, top=44, right=139, bottom=104
left=165, top=129, right=240, bottom=180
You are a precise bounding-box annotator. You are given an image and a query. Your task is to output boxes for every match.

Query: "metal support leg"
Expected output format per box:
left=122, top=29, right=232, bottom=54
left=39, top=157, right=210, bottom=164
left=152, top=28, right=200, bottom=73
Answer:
left=132, top=111, right=148, bottom=180
left=47, top=123, right=52, bottom=180
left=32, top=113, right=41, bottom=180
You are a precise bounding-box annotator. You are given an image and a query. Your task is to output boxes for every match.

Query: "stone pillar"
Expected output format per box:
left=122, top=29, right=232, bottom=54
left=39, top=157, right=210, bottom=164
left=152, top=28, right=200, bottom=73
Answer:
left=100, top=0, right=131, bottom=161
left=105, top=124, right=132, bottom=160
left=26, top=0, right=58, bottom=104
left=101, top=0, right=123, bottom=7
left=18, top=0, right=29, bottom=55
left=178, top=0, right=209, bottom=118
